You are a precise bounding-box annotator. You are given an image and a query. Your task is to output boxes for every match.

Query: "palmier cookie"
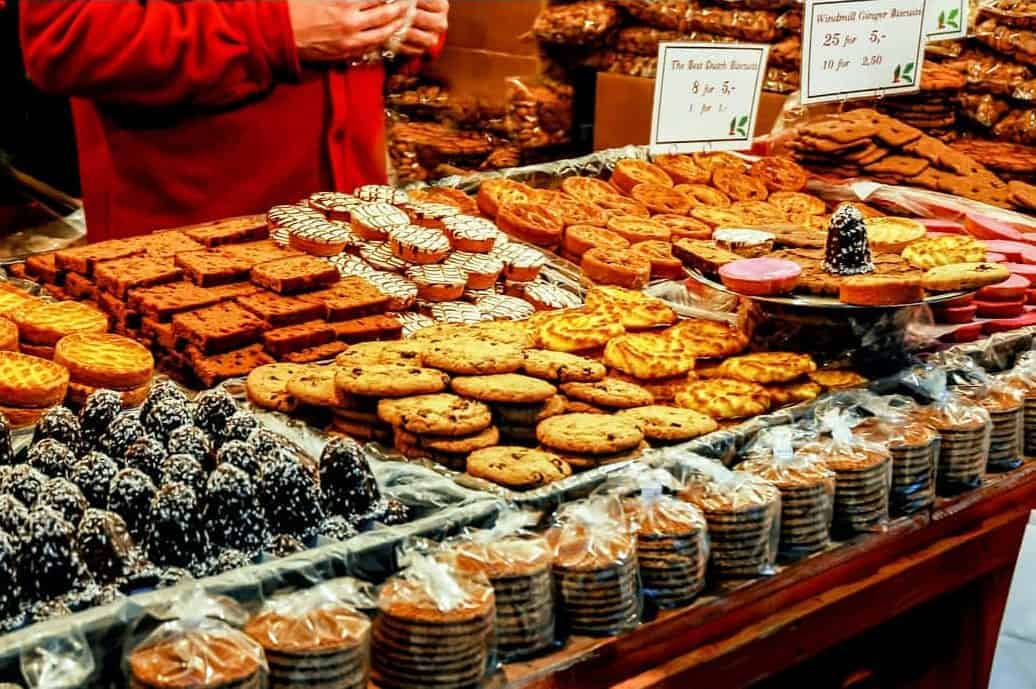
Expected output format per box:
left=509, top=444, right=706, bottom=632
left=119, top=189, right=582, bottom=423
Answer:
left=378, top=393, right=492, bottom=436
left=423, top=337, right=525, bottom=375
left=674, top=184, right=731, bottom=208
left=442, top=215, right=499, bottom=253
left=308, top=191, right=362, bottom=220
left=388, top=225, right=451, bottom=264
left=498, top=203, right=564, bottom=247
left=523, top=350, right=606, bottom=383
left=581, top=247, right=651, bottom=289
left=606, top=216, right=671, bottom=244
left=477, top=179, right=534, bottom=218
left=537, top=413, right=644, bottom=455
left=491, top=243, right=546, bottom=283
left=560, top=378, right=654, bottom=409
left=563, top=225, right=630, bottom=258
left=630, top=182, right=693, bottom=215
left=406, top=265, right=467, bottom=302
left=354, top=184, right=409, bottom=205
left=467, top=446, right=572, bottom=489
left=652, top=214, right=713, bottom=241
left=350, top=202, right=410, bottom=240
left=616, top=405, right=718, bottom=442
left=610, top=159, right=674, bottom=194
left=452, top=373, right=557, bottom=404
left=443, top=252, right=504, bottom=290
left=336, top=363, right=449, bottom=398
left=675, top=378, right=771, bottom=420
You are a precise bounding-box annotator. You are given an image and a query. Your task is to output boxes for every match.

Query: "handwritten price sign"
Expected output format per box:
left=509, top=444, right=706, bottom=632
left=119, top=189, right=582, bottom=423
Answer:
left=801, top=0, right=927, bottom=105
left=650, top=43, right=769, bottom=154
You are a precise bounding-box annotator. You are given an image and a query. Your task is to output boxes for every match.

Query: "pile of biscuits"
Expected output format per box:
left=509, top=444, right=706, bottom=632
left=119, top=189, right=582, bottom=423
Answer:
left=854, top=417, right=939, bottom=515
left=978, top=387, right=1026, bottom=472
left=128, top=626, right=267, bottom=689
left=799, top=440, right=893, bottom=536
left=915, top=398, right=992, bottom=495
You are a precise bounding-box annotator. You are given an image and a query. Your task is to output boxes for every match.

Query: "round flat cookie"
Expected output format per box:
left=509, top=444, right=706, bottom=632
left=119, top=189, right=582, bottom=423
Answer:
left=717, top=352, right=817, bottom=384
left=286, top=366, right=350, bottom=407
left=451, top=374, right=556, bottom=404
left=0, top=351, right=69, bottom=408
left=378, top=393, right=491, bottom=436
left=422, top=338, right=524, bottom=375
left=335, top=364, right=449, bottom=398
left=521, top=350, right=606, bottom=383
left=54, top=333, right=154, bottom=389
left=335, top=341, right=425, bottom=367
left=466, top=446, right=572, bottom=489
left=536, top=413, right=644, bottom=455
left=616, top=405, right=718, bottom=442
left=559, top=379, right=654, bottom=409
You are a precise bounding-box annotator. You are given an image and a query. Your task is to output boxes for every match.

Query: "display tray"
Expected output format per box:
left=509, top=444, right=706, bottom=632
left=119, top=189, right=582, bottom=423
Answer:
left=686, top=269, right=971, bottom=311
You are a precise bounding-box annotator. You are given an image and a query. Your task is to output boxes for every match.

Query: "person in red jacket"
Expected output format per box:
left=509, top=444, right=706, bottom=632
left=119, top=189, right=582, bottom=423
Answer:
left=19, top=0, right=448, bottom=241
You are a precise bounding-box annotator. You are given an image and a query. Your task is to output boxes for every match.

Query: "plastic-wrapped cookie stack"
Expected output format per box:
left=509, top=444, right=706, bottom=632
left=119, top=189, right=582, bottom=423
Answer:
left=621, top=475, right=709, bottom=609
left=371, top=555, right=495, bottom=689
left=449, top=515, right=556, bottom=659
left=975, top=384, right=1025, bottom=473
left=852, top=404, right=940, bottom=516
left=799, top=411, right=892, bottom=536
left=548, top=497, right=640, bottom=636
left=244, top=579, right=373, bottom=689
left=679, top=461, right=781, bottom=578
left=1000, top=351, right=1036, bottom=457
left=739, top=427, right=835, bottom=557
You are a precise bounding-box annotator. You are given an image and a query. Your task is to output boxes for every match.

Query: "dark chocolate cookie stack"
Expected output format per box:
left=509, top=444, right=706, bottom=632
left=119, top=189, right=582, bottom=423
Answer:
left=245, top=592, right=371, bottom=689
left=739, top=455, right=835, bottom=557
left=681, top=473, right=781, bottom=578
left=549, top=514, right=640, bottom=636
left=802, top=441, right=892, bottom=536
left=980, top=388, right=1025, bottom=473
left=622, top=495, right=708, bottom=608
left=917, top=400, right=991, bottom=496
left=855, top=417, right=939, bottom=515
left=372, top=565, right=495, bottom=689
left=452, top=534, right=555, bottom=660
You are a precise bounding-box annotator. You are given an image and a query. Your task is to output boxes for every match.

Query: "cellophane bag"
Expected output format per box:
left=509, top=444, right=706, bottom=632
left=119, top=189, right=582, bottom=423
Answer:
left=124, top=588, right=266, bottom=689
left=531, top=0, right=623, bottom=45
left=999, top=350, right=1036, bottom=456
left=843, top=392, right=941, bottom=515
left=798, top=410, right=893, bottom=536
left=243, top=578, right=374, bottom=689
left=444, top=511, right=556, bottom=660
left=964, top=380, right=1025, bottom=474
left=738, top=426, right=836, bottom=558
left=678, top=462, right=781, bottom=579
left=21, top=629, right=95, bottom=689
left=617, top=467, right=710, bottom=609
left=371, top=554, right=496, bottom=689
left=547, top=496, right=640, bottom=636
left=505, top=76, right=574, bottom=150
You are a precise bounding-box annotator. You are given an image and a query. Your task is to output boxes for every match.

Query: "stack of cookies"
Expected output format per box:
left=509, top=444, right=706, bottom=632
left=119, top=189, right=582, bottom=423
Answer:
left=854, top=416, right=939, bottom=515
left=978, top=387, right=1025, bottom=473
left=680, top=472, right=781, bottom=578
left=1000, top=361, right=1036, bottom=456
left=800, top=440, right=892, bottom=536
left=54, top=333, right=155, bottom=408
left=916, top=398, right=992, bottom=495
left=536, top=412, right=647, bottom=470
left=10, top=299, right=109, bottom=360
left=372, top=563, right=495, bottom=689
left=739, top=454, right=836, bottom=557
left=128, top=624, right=267, bottom=689
left=0, top=350, right=70, bottom=428
left=622, top=495, right=708, bottom=608
left=244, top=591, right=371, bottom=689
left=452, top=535, right=556, bottom=659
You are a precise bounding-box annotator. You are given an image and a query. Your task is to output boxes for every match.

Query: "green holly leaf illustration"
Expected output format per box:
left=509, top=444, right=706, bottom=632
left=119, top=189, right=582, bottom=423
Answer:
left=893, top=64, right=901, bottom=82
left=903, top=62, right=915, bottom=79
left=738, top=115, right=749, bottom=127
left=948, top=7, right=959, bottom=19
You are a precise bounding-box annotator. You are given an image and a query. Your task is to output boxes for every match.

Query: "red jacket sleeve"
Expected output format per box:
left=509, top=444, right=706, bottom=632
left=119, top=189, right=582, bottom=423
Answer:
left=20, top=0, right=301, bottom=109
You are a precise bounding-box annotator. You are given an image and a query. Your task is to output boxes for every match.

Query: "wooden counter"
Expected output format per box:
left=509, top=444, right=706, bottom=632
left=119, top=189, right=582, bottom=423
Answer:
left=494, top=463, right=1036, bottom=689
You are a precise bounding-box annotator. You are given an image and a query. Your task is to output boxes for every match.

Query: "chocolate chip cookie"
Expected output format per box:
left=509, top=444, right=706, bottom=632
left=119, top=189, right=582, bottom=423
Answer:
left=335, top=364, right=449, bottom=398
left=466, top=446, right=572, bottom=489
left=559, top=378, right=654, bottom=409
left=522, top=349, right=607, bottom=383
left=245, top=363, right=306, bottom=412
left=451, top=374, right=557, bottom=404
left=616, top=405, right=719, bottom=442
left=536, top=413, right=644, bottom=455
left=422, top=337, right=525, bottom=375
left=378, top=393, right=492, bottom=436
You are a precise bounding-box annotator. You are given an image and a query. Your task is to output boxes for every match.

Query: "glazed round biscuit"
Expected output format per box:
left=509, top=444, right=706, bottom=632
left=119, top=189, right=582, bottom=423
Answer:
left=603, top=333, right=696, bottom=380
left=522, top=350, right=606, bottom=383
left=286, top=365, right=350, bottom=407
left=466, top=446, right=572, bottom=488
left=422, top=338, right=524, bottom=375
left=335, top=341, right=425, bottom=367
left=675, top=378, right=771, bottom=420
left=559, top=378, right=654, bottom=409
left=53, top=333, right=153, bottom=389
left=378, top=393, right=492, bottom=436
left=0, top=351, right=69, bottom=408
left=536, top=413, right=644, bottom=455
left=336, top=364, right=449, bottom=398
left=717, top=352, right=817, bottom=385
left=15, top=301, right=108, bottom=346
left=246, top=363, right=306, bottom=412
left=451, top=374, right=557, bottom=404
left=674, top=184, right=731, bottom=208
left=616, top=405, right=718, bottom=442
left=0, top=318, right=17, bottom=352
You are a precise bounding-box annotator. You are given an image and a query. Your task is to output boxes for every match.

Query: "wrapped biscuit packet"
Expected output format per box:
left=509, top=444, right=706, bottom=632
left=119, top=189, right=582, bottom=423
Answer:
left=506, top=77, right=574, bottom=150
left=739, top=426, right=836, bottom=558
left=679, top=462, right=781, bottom=578
left=444, top=511, right=556, bottom=660
left=999, top=351, right=1036, bottom=456
left=905, top=367, right=992, bottom=495
left=548, top=496, right=641, bottom=636
left=244, top=578, right=374, bottom=689
left=799, top=410, right=893, bottom=536
left=962, top=381, right=1024, bottom=474
left=21, top=629, right=94, bottom=689
left=372, top=554, right=496, bottom=689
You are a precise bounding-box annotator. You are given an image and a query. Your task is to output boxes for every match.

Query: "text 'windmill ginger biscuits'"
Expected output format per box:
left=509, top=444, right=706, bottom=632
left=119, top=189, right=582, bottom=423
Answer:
left=53, top=333, right=154, bottom=390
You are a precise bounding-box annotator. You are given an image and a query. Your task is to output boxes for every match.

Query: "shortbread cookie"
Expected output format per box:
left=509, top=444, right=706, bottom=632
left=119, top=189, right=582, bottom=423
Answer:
left=246, top=363, right=307, bottom=412
left=559, top=379, right=654, bottom=409
left=378, top=393, right=492, bottom=436
left=53, top=333, right=154, bottom=389
left=616, top=406, right=718, bottom=442
left=336, top=364, right=449, bottom=398
left=15, top=301, right=108, bottom=346
left=466, top=446, right=572, bottom=489
left=422, top=338, right=524, bottom=375
left=0, top=351, right=69, bottom=408
left=536, top=413, right=644, bottom=455
left=717, top=352, right=817, bottom=385
left=451, top=374, right=556, bottom=404
left=286, top=365, right=351, bottom=407
left=522, top=350, right=606, bottom=382
left=675, top=378, right=771, bottom=419
left=922, top=262, right=1011, bottom=292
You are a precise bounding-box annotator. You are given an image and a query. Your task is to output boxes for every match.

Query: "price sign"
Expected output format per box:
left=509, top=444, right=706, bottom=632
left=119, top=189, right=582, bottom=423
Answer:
left=924, top=0, right=968, bottom=40
left=649, top=43, right=770, bottom=154
left=801, top=0, right=928, bottom=105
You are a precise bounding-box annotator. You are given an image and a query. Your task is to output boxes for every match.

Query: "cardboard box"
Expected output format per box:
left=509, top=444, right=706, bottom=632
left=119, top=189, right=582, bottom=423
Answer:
left=423, top=46, right=540, bottom=108
left=593, top=72, right=790, bottom=151
left=447, top=0, right=544, bottom=56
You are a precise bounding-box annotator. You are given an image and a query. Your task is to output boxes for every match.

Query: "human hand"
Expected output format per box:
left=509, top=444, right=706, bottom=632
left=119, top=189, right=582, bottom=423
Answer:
left=289, top=0, right=410, bottom=62
left=395, top=0, right=448, bottom=56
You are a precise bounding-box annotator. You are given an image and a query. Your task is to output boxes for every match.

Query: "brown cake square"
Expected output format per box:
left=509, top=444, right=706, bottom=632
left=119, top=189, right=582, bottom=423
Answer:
left=186, top=344, right=275, bottom=387
left=55, top=240, right=144, bottom=275
left=65, top=272, right=96, bottom=300
left=172, top=301, right=269, bottom=354
left=96, top=290, right=138, bottom=327
left=141, top=317, right=178, bottom=350
left=299, top=276, right=390, bottom=321
left=131, top=230, right=205, bottom=257
left=235, top=290, right=325, bottom=327
left=206, top=282, right=262, bottom=301
left=129, top=282, right=222, bottom=321
left=218, top=240, right=301, bottom=265
left=95, top=256, right=183, bottom=298
left=282, top=341, right=350, bottom=363
left=25, top=253, right=63, bottom=284
left=250, top=256, right=339, bottom=294
left=181, top=215, right=269, bottom=247
left=331, top=314, right=403, bottom=343
left=262, top=320, right=336, bottom=357
left=174, top=251, right=252, bottom=286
